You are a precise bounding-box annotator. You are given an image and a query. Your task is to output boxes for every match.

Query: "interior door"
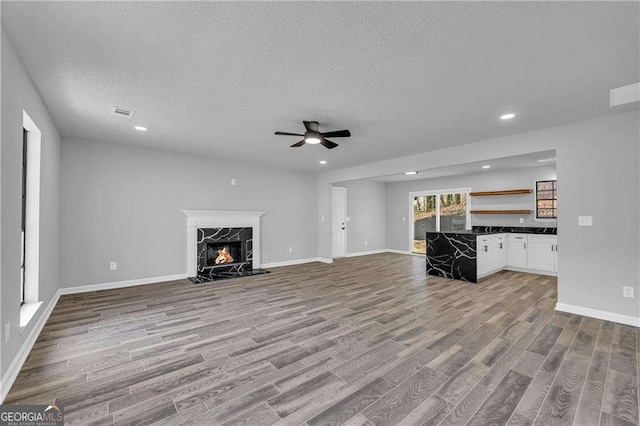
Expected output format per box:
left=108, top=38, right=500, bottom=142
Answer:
left=332, top=187, right=347, bottom=258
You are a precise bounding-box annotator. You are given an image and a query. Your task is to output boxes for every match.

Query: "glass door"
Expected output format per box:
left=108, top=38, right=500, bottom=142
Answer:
left=439, top=193, right=468, bottom=232
left=412, top=189, right=469, bottom=254
left=413, top=195, right=436, bottom=254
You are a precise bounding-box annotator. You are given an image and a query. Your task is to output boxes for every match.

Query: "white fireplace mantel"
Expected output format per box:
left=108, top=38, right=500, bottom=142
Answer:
left=183, top=210, right=266, bottom=277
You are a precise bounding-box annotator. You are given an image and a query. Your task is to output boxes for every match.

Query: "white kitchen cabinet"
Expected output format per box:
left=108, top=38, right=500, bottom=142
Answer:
left=507, top=234, right=528, bottom=268
left=477, top=234, right=507, bottom=277
left=526, top=235, right=558, bottom=272
left=495, top=234, right=507, bottom=269
left=477, top=236, right=491, bottom=277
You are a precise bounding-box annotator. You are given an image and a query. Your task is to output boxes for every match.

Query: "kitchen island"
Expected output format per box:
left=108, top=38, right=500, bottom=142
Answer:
left=426, top=227, right=557, bottom=283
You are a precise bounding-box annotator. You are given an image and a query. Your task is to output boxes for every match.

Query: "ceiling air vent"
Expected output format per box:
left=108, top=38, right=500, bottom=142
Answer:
left=110, top=106, right=135, bottom=119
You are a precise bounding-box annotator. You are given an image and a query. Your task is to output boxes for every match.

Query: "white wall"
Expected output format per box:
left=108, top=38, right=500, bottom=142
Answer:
left=334, top=179, right=387, bottom=254
left=59, top=138, right=319, bottom=288
left=1, top=32, right=61, bottom=383
left=386, top=165, right=557, bottom=251
left=320, top=111, right=640, bottom=321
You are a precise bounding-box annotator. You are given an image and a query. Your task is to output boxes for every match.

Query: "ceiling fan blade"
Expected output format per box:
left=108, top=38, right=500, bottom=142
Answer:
left=290, top=140, right=306, bottom=148
left=275, top=131, right=304, bottom=136
left=303, top=121, right=318, bottom=132
left=321, top=129, right=351, bottom=138
left=321, top=139, right=339, bottom=149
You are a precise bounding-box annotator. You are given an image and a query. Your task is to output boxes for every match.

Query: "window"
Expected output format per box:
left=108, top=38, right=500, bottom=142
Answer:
left=20, top=128, right=27, bottom=305
left=536, top=180, right=557, bottom=219
left=20, top=111, right=43, bottom=326
left=412, top=189, right=470, bottom=254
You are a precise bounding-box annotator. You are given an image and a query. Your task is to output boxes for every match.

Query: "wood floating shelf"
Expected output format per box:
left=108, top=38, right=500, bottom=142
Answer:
left=470, top=210, right=533, bottom=215
left=470, top=189, right=533, bottom=196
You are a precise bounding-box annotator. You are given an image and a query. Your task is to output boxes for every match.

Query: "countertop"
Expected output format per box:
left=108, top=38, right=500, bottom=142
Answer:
left=426, top=227, right=557, bottom=237
left=426, top=230, right=488, bottom=236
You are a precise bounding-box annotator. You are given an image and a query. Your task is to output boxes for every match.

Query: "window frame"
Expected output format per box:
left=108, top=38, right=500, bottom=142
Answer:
left=20, top=128, right=28, bottom=305
left=409, top=187, right=471, bottom=254
left=535, top=180, right=558, bottom=221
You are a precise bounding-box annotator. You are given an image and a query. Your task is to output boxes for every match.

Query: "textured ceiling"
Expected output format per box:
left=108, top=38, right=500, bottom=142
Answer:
left=2, top=2, right=638, bottom=172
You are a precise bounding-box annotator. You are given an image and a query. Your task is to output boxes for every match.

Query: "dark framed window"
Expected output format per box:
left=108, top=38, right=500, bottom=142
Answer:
left=536, top=180, right=557, bottom=219
left=21, top=128, right=27, bottom=305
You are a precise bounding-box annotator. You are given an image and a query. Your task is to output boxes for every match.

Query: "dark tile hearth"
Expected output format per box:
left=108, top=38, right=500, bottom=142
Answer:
left=188, top=268, right=270, bottom=284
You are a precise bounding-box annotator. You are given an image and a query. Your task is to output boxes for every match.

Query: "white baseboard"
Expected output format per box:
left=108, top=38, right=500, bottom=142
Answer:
left=316, top=257, right=333, bottom=264
left=0, top=292, right=60, bottom=403
left=505, top=266, right=557, bottom=277
left=261, top=258, right=320, bottom=268
left=57, top=273, right=189, bottom=295
left=555, top=302, right=640, bottom=327
left=345, top=249, right=387, bottom=258
left=386, top=249, right=413, bottom=255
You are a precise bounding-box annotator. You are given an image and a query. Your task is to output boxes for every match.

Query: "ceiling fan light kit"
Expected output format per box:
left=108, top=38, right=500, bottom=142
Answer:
left=274, top=120, right=351, bottom=149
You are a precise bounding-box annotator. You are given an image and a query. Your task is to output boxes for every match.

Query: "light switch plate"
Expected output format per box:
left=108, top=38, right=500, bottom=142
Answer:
left=231, top=178, right=236, bottom=186
left=110, top=261, right=117, bottom=270
left=519, top=218, right=524, bottom=224
left=578, top=216, right=593, bottom=227
left=623, top=286, right=635, bottom=298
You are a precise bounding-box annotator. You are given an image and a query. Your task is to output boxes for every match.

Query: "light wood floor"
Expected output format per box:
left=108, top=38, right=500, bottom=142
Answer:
left=5, top=253, right=639, bottom=425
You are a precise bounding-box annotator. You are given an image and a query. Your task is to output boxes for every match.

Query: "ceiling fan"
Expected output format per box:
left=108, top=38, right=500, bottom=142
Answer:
left=275, top=121, right=351, bottom=149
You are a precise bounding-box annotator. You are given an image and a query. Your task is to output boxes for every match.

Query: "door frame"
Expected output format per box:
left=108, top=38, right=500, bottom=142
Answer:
left=408, top=187, right=471, bottom=253
left=332, top=186, right=347, bottom=258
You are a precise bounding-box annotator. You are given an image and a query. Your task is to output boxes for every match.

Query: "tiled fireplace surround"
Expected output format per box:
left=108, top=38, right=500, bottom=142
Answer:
left=183, top=210, right=265, bottom=278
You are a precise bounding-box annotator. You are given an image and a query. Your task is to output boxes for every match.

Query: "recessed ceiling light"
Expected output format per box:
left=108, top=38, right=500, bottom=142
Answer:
left=500, top=113, right=516, bottom=120
left=537, top=157, right=557, bottom=163
left=305, top=137, right=321, bottom=144
left=482, top=165, right=491, bottom=169
left=404, top=171, right=418, bottom=175
left=134, top=126, right=147, bottom=131
left=319, top=160, right=327, bottom=165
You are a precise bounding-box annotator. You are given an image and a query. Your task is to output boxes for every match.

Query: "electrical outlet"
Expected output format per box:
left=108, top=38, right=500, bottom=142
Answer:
left=578, top=216, right=593, bottom=227
left=5, top=322, right=10, bottom=343
left=623, top=286, right=635, bottom=298
left=231, top=178, right=236, bottom=186
left=402, top=217, right=406, bottom=222
left=519, top=218, right=524, bottom=224
left=321, top=216, right=324, bottom=222
left=365, top=240, right=368, bottom=246
left=288, top=247, right=293, bottom=253
left=110, top=261, right=117, bottom=270
left=346, top=217, right=351, bottom=222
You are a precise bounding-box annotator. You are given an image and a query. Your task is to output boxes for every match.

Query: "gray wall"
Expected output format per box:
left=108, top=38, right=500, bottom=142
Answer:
left=386, top=165, right=557, bottom=251
left=335, top=179, right=387, bottom=254
left=321, top=111, right=639, bottom=320
left=555, top=112, right=639, bottom=319
left=59, top=138, right=319, bottom=288
left=1, top=32, right=61, bottom=379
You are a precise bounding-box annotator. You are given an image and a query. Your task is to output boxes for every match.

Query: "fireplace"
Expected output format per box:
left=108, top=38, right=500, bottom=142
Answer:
left=206, top=241, right=243, bottom=266
left=197, top=227, right=252, bottom=279
left=184, top=210, right=265, bottom=280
